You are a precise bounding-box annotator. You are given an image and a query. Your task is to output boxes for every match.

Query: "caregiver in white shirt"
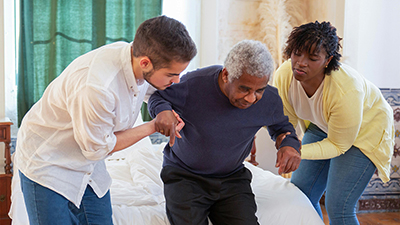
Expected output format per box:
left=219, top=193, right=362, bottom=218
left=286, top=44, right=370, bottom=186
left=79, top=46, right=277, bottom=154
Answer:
left=14, top=15, right=196, bottom=225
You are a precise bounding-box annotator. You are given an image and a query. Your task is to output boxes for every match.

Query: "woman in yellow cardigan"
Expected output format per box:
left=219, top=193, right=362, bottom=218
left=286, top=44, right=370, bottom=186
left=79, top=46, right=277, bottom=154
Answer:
left=273, top=21, right=394, bottom=225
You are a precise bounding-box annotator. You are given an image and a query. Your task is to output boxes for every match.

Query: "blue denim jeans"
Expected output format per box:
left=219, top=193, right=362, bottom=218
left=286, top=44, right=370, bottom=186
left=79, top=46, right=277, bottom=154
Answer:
left=20, top=171, right=113, bottom=225
left=291, top=123, right=376, bottom=225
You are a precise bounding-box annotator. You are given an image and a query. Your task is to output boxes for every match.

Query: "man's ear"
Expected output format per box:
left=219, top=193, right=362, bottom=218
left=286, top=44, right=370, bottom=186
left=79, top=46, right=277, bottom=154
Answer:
left=221, top=68, right=229, bottom=83
left=139, top=56, right=153, bottom=71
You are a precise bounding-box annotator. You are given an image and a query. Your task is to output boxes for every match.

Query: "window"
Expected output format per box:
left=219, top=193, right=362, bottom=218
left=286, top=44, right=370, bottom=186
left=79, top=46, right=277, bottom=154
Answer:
left=2, top=0, right=18, bottom=137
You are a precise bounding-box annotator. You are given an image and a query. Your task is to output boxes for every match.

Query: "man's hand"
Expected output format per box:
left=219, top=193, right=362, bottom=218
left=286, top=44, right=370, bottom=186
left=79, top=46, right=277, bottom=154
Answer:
left=155, top=110, right=185, bottom=146
left=275, top=146, right=301, bottom=175
left=172, top=110, right=184, bottom=138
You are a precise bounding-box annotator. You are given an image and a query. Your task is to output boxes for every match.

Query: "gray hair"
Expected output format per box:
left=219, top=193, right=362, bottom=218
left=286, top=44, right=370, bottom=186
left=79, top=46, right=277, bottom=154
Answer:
left=224, top=40, right=274, bottom=82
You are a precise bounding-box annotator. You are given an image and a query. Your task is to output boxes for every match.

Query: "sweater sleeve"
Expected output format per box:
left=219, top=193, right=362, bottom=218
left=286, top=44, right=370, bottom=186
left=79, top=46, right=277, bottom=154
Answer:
left=265, top=86, right=301, bottom=153
left=266, top=117, right=301, bottom=153
left=148, top=79, right=189, bottom=118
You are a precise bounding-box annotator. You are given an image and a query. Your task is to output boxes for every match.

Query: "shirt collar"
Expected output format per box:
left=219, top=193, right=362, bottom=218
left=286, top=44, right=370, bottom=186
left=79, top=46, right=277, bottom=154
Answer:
left=121, top=42, right=140, bottom=94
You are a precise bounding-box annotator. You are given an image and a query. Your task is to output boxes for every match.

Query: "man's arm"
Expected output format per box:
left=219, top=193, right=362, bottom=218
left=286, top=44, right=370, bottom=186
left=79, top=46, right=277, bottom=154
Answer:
left=148, top=82, right=188, bottom=146
left=109, top=120, right=156, bottom=154
left=266, top=122, right=300, bottom=152
left=265, top=103, right=302, bottom=174
left=111, top=110, right=183, bottom=154
left=275, top=132, right=301, bottom=174
left=152, top=110, right=184, bottom=146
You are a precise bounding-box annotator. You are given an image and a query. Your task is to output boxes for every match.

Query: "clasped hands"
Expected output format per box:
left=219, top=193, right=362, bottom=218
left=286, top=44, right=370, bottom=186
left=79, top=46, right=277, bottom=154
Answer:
left=154, top=110, right=184, bottom=146
left=274, top=132, right=302, bottom=175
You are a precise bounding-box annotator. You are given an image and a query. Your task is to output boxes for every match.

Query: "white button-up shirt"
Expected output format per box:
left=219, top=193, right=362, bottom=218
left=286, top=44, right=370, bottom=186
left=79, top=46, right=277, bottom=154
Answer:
left=15, top=42, right=155, bottom=207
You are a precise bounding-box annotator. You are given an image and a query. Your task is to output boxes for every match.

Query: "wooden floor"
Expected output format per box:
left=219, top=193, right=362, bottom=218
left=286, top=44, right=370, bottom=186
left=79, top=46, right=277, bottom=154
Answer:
left=321, top=206, right=400, bottom=225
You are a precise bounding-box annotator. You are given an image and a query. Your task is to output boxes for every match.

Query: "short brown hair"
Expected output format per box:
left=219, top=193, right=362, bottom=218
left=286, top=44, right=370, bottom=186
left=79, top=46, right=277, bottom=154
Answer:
left=132, top=16, right=197, bottom=70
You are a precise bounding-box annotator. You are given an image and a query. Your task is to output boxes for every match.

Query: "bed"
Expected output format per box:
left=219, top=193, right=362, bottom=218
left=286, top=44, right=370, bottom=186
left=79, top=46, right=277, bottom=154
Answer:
left=9, top=115, right=324, bottom=225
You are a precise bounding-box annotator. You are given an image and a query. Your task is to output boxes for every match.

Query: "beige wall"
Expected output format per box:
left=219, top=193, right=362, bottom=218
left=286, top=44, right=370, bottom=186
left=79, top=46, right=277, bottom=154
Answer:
left=215, top=0, right=345, bottom=66
left=343, top=0, right=400, bottom=88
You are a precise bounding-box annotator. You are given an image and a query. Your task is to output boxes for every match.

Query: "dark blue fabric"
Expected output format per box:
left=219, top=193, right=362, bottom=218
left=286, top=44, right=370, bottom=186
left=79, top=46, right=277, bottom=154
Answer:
left=161, top=166, right=258, bottom=225
left=148, top=65, right=300, bottom=177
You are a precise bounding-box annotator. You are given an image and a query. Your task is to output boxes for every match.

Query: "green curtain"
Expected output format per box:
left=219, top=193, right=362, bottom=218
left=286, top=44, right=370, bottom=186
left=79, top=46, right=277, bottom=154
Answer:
left=18, top=0, right=161, bottom=125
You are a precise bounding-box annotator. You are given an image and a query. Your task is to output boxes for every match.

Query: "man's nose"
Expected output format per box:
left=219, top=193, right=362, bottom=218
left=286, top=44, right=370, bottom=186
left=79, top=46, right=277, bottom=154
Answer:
left=244, top=92, right=257, bottom=103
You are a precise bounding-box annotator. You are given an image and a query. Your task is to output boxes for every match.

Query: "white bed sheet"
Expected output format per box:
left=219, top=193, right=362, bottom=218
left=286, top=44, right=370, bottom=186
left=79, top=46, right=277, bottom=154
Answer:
left=106, top=142, right=324, bottom=225
left=9, top=137, right=324, bottom=225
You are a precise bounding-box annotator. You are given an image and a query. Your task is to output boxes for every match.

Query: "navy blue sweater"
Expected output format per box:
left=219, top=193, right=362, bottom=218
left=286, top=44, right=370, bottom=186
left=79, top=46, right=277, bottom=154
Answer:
left=148, top=65, right=300, bottom=177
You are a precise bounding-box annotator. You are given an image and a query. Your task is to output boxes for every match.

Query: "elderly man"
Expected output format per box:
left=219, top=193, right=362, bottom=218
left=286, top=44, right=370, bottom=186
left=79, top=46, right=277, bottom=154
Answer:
left=148, top=40, right=301, bottom=225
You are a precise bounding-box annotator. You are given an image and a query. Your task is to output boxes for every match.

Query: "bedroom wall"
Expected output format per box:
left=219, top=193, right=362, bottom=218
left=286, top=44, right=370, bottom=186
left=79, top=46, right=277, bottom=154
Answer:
left=342, top=0, right=400, bottom=89
left=215, top=0, right=345, bottom=66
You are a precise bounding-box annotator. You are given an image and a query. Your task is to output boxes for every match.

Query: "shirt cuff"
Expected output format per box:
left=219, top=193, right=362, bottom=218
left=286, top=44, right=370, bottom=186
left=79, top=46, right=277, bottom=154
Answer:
left=82, top=134, right=117, bottom=161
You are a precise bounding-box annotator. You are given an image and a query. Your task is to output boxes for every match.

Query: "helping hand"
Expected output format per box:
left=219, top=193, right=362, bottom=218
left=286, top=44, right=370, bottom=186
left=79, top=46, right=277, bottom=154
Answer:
left=155, top=110, right=185, bottom=146
left=275, top=146, right=301, bottom=175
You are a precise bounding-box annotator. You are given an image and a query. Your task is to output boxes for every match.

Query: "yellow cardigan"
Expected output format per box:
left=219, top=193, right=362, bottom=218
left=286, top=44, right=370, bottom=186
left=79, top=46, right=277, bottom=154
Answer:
left=273, top=60, right=394, bottom=182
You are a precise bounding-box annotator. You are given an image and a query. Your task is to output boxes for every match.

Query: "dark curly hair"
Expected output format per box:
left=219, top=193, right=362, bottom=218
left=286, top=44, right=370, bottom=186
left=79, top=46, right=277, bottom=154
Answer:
left=283, top=21, right=342, bottom=75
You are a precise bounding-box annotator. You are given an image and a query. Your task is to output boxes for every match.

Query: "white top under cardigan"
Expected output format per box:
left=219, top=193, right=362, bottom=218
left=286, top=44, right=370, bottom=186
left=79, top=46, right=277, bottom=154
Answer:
left=288, top=77, right=328, bottom=133
left=15, top=42, right=155, bottom=207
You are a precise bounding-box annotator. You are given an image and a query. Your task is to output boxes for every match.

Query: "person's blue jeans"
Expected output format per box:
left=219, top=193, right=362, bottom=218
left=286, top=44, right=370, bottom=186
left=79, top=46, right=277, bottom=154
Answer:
left=291, top=123, right=376, bottom=225
left=20, top=171, right=113, bottom=225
